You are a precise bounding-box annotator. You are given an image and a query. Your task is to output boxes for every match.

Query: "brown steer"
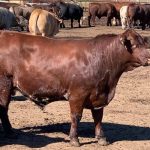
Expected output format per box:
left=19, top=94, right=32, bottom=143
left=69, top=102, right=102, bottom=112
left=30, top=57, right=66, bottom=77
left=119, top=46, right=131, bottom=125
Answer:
left=88, top=3, right=118, bottom=26
left=0, top=29, right=149, bottom=146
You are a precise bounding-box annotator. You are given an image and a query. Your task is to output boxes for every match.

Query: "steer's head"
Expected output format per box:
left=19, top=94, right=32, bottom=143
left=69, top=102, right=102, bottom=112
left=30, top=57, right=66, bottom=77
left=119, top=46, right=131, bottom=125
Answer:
left=120, top=29, right=150, bottom=71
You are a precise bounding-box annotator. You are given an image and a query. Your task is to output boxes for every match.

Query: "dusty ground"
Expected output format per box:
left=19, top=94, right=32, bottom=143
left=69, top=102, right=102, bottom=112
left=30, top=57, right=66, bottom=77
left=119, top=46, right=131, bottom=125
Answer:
left=0, top=21, right=150, bottom=150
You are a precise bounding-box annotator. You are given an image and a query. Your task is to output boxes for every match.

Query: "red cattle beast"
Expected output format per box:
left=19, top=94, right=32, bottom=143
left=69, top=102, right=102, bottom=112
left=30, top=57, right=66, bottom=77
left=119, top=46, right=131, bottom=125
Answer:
left=0, top=30, right=149, bottom=146
left=88, top=3, right=118, bottom=26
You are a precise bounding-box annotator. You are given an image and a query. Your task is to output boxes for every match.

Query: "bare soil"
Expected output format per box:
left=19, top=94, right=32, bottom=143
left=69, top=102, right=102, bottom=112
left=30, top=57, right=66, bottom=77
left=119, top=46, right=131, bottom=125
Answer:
left=0, top=21, right=150, bottom=150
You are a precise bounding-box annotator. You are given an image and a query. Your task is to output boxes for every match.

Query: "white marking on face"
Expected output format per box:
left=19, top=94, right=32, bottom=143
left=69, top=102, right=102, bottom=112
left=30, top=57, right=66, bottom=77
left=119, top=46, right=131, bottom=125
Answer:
left=64, top=92, right=70, bottom=100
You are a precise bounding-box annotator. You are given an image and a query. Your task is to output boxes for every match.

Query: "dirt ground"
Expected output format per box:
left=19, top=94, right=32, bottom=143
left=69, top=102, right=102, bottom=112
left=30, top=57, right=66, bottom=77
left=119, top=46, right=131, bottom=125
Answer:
left=0, top=21, right=150, bottom=150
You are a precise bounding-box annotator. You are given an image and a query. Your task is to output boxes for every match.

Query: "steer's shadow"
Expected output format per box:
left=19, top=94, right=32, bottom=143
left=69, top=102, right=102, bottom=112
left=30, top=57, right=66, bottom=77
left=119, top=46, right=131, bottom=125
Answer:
left=0, top=122, right=150, bottom=148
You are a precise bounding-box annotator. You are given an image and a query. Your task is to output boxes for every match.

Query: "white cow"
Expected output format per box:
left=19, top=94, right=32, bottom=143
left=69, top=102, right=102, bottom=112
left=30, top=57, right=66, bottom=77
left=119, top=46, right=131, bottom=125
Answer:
left=120, top=6, right=128, bottom=30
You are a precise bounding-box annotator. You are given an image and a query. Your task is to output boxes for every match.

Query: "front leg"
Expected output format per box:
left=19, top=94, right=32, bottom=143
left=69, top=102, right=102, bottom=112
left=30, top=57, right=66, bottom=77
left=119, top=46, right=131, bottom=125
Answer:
left=69, top=112, right=82, bottom=147
left=91, top=108, right=109, bottom=145
left=71, top=19, right=74, bottom=28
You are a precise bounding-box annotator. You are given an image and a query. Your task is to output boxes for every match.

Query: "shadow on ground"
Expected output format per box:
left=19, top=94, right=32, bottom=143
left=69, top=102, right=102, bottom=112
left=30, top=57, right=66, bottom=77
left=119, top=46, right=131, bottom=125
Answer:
left=0, top=122, right=150, bottom=148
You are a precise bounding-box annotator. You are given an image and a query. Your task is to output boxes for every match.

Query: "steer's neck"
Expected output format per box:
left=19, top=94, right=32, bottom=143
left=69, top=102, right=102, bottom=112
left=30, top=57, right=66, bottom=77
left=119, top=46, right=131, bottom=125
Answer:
left=94, top=35, right=131, bottom=82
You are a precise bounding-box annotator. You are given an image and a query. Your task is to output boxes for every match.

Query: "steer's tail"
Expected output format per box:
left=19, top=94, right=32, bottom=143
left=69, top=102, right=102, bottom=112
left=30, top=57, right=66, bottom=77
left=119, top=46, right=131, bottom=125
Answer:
left=29, top=9, right=41, bottom=35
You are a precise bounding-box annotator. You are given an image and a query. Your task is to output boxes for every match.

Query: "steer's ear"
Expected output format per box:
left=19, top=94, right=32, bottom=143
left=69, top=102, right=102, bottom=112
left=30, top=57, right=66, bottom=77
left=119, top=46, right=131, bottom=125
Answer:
left=120, top=30, right=138, bottom=53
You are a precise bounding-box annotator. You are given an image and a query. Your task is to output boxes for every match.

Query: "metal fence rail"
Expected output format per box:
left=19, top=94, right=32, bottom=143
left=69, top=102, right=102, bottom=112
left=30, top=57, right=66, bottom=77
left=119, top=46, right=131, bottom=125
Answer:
left=1, top=0, right=150, bottom=4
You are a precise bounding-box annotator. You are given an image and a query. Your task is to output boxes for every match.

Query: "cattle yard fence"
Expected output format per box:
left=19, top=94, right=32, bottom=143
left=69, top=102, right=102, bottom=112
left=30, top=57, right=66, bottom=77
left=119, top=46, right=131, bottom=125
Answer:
left=1, top=0, right=150, bottom=9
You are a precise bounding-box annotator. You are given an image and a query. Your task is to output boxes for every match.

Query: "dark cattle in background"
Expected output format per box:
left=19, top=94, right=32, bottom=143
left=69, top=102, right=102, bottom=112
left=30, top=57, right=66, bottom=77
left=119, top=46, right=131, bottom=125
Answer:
left=127, top=3, right=150, bottom=30
left=26, top=3, right=60, bottom=14
left=113, top=2, right=135, bottom=25
left=9, top=6, right=35, bottom=31
left=141, top=4, right=150, bottom=28
left=0, top=1, right=19, bottom=9
left=26, top=3, right=53, bottom=11
left=31, top=0, right=60, bottom=3
left=88, top=3, right=118, bottom=27
left=9, top=6, right=35, bottom=20
left=127, top=3, right=145, bottom=29
left=0, top=7, right=19, bottom=30
left=0, top=29, right=150, bottom=146
left=16, top=16, right=29, bottom=31
left=53, top=1, right=83, bottom=28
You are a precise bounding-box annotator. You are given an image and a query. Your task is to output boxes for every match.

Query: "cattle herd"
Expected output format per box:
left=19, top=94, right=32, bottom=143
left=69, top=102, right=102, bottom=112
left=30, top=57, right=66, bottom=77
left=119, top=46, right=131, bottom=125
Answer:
left=0, top=1, right=150, bottom=35
left=0, top=0, right=150, bottom=148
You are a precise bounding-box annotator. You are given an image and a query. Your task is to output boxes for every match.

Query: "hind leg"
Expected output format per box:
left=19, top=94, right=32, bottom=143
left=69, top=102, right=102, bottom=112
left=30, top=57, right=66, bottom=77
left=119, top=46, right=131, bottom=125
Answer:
left=107, top=16, right=112, bottom=26
left=0, top=75, right=14, bottom=137
left=60, top=20, right=65, bottom=28
left=88, top=15, right=92, bottom=27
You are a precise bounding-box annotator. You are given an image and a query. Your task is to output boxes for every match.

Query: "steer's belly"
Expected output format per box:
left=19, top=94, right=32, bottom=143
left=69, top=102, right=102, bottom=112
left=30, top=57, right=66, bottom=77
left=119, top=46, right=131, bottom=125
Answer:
left=14, top=70, right=67, bottom=101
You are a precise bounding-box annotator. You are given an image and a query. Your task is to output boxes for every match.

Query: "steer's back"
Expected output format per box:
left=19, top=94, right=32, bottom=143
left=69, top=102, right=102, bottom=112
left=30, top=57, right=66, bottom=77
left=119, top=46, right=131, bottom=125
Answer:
left=0, top=31, right=91, bottom=76
left=0, top=31, right=120, bottom=100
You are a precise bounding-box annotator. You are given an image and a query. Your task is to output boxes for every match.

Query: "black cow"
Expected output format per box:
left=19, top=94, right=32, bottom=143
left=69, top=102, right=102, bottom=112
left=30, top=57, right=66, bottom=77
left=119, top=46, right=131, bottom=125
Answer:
left=127, top=3, right=150, bottom=30
left=142, top=4, right=150, bottom=28
left=53, top=1, right=83, bottom=28
left=0, top=7, right=19, bottom=30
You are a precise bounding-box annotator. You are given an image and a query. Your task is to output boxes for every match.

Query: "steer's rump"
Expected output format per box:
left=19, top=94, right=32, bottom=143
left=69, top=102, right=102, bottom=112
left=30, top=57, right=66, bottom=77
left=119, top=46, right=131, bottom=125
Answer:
left=29, top=9, right=60, bottom=37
